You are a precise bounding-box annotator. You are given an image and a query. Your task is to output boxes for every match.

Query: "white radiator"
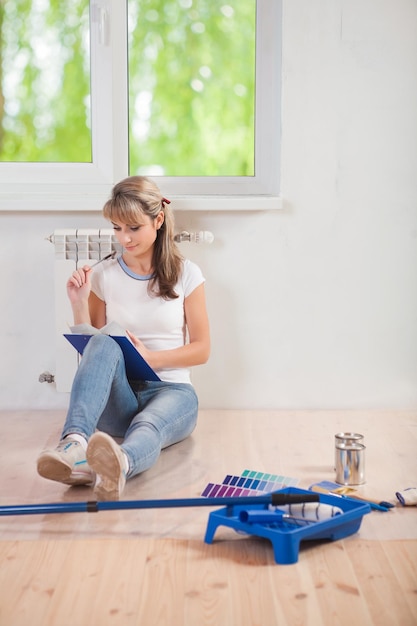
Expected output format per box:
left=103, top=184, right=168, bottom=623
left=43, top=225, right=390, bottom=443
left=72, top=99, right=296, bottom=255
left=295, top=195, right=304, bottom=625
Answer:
left=48, top=229, right=121, bottom=392
left=46, top=228, right=213, bottom=392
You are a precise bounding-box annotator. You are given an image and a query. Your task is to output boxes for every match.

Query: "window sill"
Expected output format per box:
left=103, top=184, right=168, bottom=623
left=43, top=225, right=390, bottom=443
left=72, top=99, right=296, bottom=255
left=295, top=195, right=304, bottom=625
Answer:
left=0, top=192, right=283, bottom=212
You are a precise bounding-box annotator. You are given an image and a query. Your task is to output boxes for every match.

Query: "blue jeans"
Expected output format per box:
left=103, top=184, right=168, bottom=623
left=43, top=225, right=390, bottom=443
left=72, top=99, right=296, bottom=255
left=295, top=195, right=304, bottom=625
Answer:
left=62, top=334, right=198, bottom=478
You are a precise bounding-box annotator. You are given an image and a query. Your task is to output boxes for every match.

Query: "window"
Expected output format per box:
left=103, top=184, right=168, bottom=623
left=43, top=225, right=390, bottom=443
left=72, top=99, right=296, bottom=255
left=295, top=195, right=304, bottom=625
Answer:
left=128, top=1, right=256, bottom=178
left=1, top=0, right=91, bottom=163
left=0, top=0, right=281, bottom=211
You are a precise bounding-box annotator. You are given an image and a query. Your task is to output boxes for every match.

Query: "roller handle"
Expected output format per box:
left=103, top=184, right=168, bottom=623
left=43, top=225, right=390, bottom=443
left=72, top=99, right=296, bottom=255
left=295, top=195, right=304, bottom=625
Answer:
left=270, top=493, right=319, bottom=506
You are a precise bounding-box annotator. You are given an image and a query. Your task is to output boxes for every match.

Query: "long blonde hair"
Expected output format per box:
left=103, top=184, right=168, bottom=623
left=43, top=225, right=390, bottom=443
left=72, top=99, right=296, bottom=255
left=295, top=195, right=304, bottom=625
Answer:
left=103, top=176, right=183, bottom=299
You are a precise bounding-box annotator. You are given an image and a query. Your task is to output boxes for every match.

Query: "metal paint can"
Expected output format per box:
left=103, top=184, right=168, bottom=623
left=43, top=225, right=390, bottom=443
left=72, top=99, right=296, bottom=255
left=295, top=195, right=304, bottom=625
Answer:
left=334, top=432, right=364, bottom=446
left=334, top=432, right=364, bottom=470
left=335, top=442, right=366, bottom=485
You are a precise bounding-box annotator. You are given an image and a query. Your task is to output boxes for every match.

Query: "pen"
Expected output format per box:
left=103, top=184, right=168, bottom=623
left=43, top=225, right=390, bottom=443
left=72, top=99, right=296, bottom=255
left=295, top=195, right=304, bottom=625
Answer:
left=90, top=251, right=117, bottom=267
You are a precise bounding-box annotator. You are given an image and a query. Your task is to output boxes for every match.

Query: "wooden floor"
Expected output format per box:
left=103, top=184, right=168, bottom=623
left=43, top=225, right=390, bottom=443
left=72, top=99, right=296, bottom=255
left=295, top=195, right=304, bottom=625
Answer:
left=0, top=409, right=416, bottom=626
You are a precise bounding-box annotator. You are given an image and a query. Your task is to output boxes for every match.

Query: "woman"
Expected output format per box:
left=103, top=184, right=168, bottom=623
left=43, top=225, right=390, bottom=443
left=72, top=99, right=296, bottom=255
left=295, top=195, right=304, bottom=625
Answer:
left=37, top=176, right=210, bottom=500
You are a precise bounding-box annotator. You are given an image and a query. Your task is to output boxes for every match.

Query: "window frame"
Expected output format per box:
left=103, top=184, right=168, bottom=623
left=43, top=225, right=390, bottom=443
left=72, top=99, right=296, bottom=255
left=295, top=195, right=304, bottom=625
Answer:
left=0, top=0, right=282, bottom=212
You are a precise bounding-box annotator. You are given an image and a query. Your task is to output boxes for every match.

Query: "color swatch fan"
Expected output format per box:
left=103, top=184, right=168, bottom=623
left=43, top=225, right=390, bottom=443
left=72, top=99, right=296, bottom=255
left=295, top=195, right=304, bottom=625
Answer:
left=201, top=469, right=298, bottom=498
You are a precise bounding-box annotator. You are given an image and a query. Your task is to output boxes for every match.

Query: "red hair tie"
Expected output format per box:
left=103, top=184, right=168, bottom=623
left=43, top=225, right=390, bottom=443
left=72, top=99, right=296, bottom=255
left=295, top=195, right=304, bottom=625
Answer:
left=162, top=197, right=171, bottom=206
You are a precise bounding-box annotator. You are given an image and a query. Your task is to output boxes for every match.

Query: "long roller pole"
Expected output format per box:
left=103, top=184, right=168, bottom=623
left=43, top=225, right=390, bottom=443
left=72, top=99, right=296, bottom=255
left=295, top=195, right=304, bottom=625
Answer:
left=0, top=492, right=319, bottom=517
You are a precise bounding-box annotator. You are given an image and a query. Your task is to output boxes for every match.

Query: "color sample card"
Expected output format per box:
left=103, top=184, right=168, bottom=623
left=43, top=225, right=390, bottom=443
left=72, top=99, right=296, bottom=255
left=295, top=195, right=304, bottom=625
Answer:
left=201, top=469, right=298, bottom=498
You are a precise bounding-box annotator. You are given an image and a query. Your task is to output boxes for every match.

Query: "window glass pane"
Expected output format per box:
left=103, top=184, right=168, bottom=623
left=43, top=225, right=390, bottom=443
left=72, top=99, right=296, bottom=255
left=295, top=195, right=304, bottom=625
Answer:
left=0, top=0, right=91, bottom=163
left=128, top=0, right=256, bottom=177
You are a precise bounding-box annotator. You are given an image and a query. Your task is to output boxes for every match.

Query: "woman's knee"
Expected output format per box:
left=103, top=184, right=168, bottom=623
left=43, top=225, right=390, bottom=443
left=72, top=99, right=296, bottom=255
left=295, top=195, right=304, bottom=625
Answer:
left=84, top=334, right=123, bottom=360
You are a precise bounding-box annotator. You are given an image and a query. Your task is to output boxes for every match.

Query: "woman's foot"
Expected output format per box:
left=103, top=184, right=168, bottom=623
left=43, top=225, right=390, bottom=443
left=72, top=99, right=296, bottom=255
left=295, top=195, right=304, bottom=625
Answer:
left=86, top=432, right=127, bottom=500
left=37, top=438, right=95, bottom=486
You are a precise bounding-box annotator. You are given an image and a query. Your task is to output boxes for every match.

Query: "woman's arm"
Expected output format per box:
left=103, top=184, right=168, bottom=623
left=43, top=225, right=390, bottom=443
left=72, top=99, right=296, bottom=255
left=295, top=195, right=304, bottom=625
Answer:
left=126, top=283, right=210, bottom=370
left=89, top=291, right=106, bottom=329
left=67, top=266, right=106, bottom=328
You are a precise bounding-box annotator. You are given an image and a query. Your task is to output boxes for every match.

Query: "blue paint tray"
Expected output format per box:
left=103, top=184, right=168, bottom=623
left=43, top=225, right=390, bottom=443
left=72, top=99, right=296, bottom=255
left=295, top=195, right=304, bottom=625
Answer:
left=204, top=487, right=371, bottom=564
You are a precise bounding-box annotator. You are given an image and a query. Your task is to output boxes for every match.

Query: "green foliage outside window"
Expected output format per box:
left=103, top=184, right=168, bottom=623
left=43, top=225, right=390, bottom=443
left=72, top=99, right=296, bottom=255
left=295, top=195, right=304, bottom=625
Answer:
left=0, top=0, right=91, bottom=162
left=128, top=0, right=255, bottom=176
left=0, top=0, right=255, bottom=176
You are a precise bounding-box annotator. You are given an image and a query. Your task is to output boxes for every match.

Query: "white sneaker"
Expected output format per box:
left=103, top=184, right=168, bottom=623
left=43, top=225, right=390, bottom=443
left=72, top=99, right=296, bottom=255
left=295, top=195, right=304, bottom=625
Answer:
left=86, top=432, right=127, bottom=500
left=37, top=438, right=95, bottom=486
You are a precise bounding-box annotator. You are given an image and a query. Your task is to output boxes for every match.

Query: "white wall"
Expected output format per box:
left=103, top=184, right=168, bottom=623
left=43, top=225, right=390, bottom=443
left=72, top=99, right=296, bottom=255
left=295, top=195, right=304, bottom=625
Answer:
left=0, top=0, right=416, bottom=410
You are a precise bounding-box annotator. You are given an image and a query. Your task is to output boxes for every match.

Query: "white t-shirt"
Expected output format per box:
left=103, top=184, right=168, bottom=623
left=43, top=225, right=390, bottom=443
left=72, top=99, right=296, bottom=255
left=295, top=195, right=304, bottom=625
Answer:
left=91, top=257, right=205, bottom=384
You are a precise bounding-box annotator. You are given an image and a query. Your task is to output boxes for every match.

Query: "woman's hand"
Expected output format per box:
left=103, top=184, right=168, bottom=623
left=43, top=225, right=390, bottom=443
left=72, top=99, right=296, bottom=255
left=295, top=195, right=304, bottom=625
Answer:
left=126, top=330, right=153, bottom=364
left=125, top=283, right=210, bottom=371
left=66, top=265, right=93, bottom=305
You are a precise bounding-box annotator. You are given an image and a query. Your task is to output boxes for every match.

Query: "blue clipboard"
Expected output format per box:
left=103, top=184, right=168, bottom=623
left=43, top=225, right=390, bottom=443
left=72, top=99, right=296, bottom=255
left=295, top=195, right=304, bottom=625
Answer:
left=64, top=334, right=161, bottom=382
